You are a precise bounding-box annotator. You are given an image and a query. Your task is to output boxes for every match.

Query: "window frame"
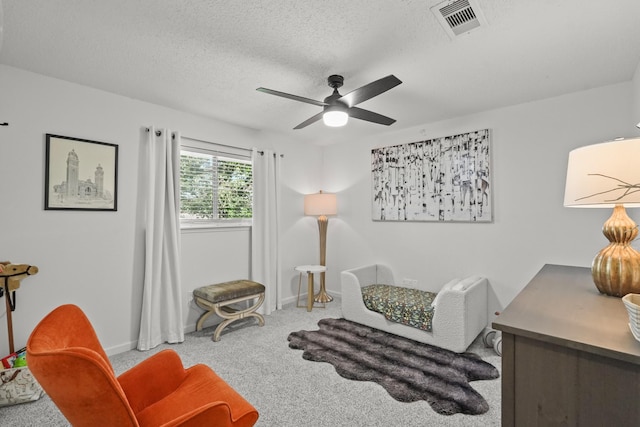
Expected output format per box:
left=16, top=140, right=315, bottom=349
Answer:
left=179, top=140, right=253, bottom=230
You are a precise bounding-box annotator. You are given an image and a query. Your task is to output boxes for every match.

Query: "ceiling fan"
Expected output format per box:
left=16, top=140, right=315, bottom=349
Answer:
left=256, top=74, right=402, bottom=129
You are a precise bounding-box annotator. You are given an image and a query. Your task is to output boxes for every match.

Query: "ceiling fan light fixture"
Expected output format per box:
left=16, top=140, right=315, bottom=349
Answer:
left=323, top=110, right=348, bottom=127
left=258, top=74, right=401, bottom=129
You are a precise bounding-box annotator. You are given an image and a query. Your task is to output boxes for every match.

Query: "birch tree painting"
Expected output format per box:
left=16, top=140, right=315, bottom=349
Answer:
left=372, top=129, right=491, bottom=222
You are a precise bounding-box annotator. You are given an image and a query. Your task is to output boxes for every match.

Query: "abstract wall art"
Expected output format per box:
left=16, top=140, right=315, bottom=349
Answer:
left=371, top=129, right=491, bottom=222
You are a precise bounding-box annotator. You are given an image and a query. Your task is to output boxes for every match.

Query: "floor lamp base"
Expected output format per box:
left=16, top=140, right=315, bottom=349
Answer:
left=315, top=287, right=334, bottom=303
left=315, top=216, right=333, bottom=303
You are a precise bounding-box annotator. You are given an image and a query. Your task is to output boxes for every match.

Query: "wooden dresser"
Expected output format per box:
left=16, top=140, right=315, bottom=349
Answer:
left=493, top=264, right=640, bottom=427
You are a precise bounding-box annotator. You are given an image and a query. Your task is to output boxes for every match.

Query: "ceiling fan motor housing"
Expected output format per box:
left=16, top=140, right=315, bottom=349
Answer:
left=323, top=75, right=348, bottom=126
left=324, top=92, right=346, bottom=109
left=327, top=75, right=344, bottom=89
left=325, top=75, right=346, bottom=111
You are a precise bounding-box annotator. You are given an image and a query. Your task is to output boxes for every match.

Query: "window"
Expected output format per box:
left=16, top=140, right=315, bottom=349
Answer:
left=180, top=146, right=252, bottom=227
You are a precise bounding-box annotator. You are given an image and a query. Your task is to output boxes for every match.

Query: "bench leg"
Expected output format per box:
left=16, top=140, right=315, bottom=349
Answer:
left=195, top=308, right=216, bottom=332
left=196, top=293, right=265, bottom=341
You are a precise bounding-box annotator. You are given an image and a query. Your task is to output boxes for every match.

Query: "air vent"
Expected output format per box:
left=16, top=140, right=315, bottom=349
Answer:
left=431, top=0, right=488, bottom=39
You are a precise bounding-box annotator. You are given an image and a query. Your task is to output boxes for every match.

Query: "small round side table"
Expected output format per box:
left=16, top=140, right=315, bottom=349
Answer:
left=294, top=265, right=327, bottom=312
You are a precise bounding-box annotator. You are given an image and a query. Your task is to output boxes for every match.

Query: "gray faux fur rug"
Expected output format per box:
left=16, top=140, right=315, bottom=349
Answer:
left=287, top=318, right=499, bottom=416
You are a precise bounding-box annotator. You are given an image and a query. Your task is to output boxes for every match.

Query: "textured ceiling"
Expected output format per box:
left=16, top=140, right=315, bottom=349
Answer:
left=2, top=0, right=640, bottom=145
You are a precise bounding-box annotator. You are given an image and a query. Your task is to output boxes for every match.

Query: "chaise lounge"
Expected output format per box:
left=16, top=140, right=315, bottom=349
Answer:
left=341, top=263, right=488, bottom=353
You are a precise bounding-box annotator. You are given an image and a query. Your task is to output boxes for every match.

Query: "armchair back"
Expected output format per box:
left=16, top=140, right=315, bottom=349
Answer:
left=27, top=304, right=138, bottom=426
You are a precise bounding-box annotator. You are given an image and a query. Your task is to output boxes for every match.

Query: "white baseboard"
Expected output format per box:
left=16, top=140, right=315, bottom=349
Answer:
left=104, top=341, right=138, bottom=357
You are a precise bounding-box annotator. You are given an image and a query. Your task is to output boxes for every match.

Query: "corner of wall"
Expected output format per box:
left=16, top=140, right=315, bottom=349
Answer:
left=633, top=61, right=640, bottom=129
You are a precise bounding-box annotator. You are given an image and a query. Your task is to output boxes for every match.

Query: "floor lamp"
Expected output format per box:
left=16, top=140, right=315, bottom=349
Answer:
left=304, top=191, right=337, bottom=303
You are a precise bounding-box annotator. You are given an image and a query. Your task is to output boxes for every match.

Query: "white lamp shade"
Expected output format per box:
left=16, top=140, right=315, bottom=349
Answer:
left=564, top=137, right=640, bottom=208
left=304, top=192, right=337, bottom=216
left=323, top=110, right=348, bottom=127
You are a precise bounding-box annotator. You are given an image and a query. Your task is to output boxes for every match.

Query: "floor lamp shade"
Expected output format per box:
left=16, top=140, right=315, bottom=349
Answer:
left=304, top=192, right=337, bottom=216
left=304, top=191, right=337, bottom=303
left=564, top=137, right=640, bottom=297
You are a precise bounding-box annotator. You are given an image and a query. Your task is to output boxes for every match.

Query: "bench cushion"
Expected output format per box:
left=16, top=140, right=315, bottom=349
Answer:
left=361, top=284, right=436, bottom=332
left=194, top=280, right=265, bottom=304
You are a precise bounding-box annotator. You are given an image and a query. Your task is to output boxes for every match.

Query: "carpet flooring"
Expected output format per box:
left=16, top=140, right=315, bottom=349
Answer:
left=0, top=298, right=502, bottom=426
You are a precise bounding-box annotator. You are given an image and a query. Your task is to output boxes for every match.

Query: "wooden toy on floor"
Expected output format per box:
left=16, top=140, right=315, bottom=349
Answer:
left=0, top=262, right=39, bottom=354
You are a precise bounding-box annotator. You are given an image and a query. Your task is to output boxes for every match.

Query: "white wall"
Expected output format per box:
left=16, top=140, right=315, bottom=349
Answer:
left=633, top=61, right=640, bottom=129
left=2, top=62, right=639, bottom=357
left=322, top=82, right=638, bottom=319
left=0, top=65, right=322, bottom=356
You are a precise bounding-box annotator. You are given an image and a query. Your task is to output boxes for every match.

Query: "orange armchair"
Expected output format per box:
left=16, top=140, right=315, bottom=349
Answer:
left=26, top=304, right=258, bottom=427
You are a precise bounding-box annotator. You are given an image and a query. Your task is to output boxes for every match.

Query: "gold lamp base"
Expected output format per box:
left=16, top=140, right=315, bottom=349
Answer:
left=592, top=205, right=640, bottom=297
left=314, top=271, right=334, bottom=303
left=314, top=215, right=333, bottom=303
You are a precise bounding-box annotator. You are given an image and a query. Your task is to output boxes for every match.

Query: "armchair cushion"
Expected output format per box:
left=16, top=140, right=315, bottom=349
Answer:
left=117, top=349, right=189, bottom=415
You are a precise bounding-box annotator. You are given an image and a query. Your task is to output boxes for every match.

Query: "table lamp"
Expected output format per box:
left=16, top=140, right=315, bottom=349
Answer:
left=304, top=191, right=337, bottom=302
left=564, top=137, right=640, bottom=297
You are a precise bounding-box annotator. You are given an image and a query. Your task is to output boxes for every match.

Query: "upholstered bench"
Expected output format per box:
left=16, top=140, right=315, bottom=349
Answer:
left=194, top=280, right=265, bottom=342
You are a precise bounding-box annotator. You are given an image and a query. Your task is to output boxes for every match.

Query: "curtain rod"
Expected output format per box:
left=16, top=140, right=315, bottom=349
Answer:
left=144, top=127, right=247, bottom=151
left=144, top=127, right=283, bottom=157
left=181, top=135, right=252, bottom=154
left=257, top=151, right=284, bottom=158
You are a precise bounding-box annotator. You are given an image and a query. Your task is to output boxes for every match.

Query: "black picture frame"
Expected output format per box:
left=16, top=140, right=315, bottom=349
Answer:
left=44, top=134, right=118, bottom=211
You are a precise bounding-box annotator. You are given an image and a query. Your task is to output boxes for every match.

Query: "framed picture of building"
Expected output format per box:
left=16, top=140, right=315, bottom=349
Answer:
left=44, top=134, right=118, bottom=211
left=371, top=129, right=491, bottom=222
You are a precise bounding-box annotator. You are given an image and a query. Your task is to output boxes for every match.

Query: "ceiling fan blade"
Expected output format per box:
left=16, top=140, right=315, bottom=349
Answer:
left=349, top=107, right=396, bottom=126
left=293, top=111, right=324, bottom=129
left=256, top=87, right=327, bottom=107
left=338, top=75, right=402, bottom=107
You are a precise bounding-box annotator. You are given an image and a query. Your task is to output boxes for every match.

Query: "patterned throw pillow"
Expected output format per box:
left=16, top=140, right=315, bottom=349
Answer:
left=0, top=367, right=44, bottom=407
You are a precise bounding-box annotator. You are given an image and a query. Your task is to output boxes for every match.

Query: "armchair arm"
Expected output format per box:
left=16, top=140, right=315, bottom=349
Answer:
left=164, top=367, right=260, bottom=427
left=117, top=349, right=187, bottom=414
left=141, top=364, right=259, bottom=427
